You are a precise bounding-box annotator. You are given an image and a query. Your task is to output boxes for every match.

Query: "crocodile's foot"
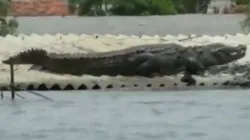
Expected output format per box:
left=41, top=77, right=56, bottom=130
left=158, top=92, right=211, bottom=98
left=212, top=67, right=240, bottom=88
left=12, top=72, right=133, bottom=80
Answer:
left=181, top=72, right=196, bottom=86
left=134, top=58, right=159, bottom=77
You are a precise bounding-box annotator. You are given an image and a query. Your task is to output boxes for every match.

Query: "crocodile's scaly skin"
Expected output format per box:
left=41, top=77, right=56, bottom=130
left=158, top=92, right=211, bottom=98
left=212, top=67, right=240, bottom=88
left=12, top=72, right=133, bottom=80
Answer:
left=2, top=43, right=247, bottom=77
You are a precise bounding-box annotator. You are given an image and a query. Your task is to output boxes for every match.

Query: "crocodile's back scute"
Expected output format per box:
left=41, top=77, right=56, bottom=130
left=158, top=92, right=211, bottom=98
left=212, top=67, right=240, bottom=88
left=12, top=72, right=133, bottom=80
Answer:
left=47, top=43, right=183, bottom=59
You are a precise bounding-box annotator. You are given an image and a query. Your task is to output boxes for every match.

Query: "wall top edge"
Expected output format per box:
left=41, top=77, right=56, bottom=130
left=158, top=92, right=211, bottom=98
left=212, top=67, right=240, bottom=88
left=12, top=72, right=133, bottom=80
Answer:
left=2, top=33, right=250, bottom=38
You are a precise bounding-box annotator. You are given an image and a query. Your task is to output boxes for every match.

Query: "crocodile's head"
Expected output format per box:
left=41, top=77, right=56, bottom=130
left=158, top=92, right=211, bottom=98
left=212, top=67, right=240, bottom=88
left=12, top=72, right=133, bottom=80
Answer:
left=2, top=49, right=48, bottom=65
left=211, top=44, right=246, bottom=65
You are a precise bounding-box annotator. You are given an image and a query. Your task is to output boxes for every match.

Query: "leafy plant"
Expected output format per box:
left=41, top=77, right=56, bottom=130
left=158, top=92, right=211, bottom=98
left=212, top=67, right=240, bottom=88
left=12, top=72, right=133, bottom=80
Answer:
left=71, top=0, right=211, bottom=16
left=0, top=0, right=19, bottom=36
left=240, top=7, right=250, bottom=32
left=109, top=0, right=176, bottom=15
left=231, top=0, right=250, bottom=5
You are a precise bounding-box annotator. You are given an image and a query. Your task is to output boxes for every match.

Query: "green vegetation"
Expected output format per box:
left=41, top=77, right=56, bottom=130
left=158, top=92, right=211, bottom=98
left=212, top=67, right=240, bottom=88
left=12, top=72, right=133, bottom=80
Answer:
left=233, top=0, right=250, bottom=31
left=231, top=0, right=250, bottom=5
left=68, top=0, right=211, bottom=16
left=241, top=8, right=250, bottom=32
left=0, top=0, right=18, bottom=36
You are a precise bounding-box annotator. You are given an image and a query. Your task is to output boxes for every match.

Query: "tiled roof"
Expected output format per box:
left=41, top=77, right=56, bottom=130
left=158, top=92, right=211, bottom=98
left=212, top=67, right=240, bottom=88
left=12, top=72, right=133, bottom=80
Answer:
left=11, top=0, right=69, bottom=16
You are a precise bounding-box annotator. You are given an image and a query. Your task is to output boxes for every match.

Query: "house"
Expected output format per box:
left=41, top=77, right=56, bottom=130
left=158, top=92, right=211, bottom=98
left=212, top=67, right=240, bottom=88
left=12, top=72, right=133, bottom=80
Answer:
left=207, top=0, right=232, bottom=13
left=10, top=0, right=70, bottom=16
left=207, top=0, right=250, bottom=14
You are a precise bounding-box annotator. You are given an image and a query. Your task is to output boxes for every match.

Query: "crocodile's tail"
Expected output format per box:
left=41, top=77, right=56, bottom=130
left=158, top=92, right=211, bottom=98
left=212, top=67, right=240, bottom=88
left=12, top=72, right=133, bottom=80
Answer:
left=2, top=48, right=48, bottom=65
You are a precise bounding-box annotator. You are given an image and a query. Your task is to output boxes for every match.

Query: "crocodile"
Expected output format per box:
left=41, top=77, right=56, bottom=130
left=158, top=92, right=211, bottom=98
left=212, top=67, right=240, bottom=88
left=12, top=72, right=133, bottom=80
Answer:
left=2, top=43, right=247, bottom=77
left=2, top=43, right=184, bottom=76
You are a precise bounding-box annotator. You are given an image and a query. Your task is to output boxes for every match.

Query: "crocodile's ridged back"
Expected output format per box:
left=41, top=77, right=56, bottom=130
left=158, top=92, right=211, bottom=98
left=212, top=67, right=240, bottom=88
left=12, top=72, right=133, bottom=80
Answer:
left=2, top=43, right=246, bottom=77
left=2, top=48, right=48, bottom=65
left=47, top=43, right=184, bottom=59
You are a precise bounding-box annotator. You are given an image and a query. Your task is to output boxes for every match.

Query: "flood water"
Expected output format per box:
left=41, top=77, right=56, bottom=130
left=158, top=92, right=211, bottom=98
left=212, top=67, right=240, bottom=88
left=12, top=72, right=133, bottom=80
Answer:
left=2, top=14, right=250, bottom=140
left=0, top=90, right=250, bottom=140
left=17, top=14, right=247, bottom=35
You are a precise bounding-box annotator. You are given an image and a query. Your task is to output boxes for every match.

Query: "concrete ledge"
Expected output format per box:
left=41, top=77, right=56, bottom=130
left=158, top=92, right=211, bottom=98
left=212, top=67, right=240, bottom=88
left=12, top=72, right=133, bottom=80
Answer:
left=0, top=74, right=246, bottom=91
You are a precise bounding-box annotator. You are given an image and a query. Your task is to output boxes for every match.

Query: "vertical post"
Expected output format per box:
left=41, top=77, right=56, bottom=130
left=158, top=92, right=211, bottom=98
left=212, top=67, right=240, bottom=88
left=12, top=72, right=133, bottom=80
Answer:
left=10, top=63, right=15, bottom=100
left=104, top=0, right=107, bottom=13
left=0, top=90, right=3, bottom=99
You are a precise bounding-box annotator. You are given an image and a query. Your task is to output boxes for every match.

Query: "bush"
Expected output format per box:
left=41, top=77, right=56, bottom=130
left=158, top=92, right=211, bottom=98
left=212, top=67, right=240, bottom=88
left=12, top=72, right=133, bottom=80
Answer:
left=240, top=7, right=250, bottom=32
left=71, top=0, right=211, bottom=16
left=85, top=9, right=106, bottom=16
left=148, top=0, right=177, bottom=15
left=0, top=17, right=19, bottom=36
left=109, top=0, right=176, bottom=15
left=0, top=0, right=19, bottom=36
left=77, top=0, right=104, bottom=16
left=109, top=0, right=148, bottom=15
left=231, top=0, right=250, bottom=5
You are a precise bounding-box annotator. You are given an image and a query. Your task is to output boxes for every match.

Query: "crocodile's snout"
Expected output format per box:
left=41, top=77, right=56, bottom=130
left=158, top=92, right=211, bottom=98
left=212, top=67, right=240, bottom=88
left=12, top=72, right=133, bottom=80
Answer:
left=238, top=44, right=247, bottom=50
left=237, top=44, right=247, bottom=55
left=221, top=44, right=246, bottom=57
left=229, top=44, right=247, bottom=57
left=211, top=44, right=247, bottom=65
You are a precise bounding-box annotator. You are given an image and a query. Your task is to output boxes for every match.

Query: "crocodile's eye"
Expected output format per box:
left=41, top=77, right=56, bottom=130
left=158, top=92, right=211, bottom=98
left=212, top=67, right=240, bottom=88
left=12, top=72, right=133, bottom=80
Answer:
left=229, top=52, right=238, bottom=56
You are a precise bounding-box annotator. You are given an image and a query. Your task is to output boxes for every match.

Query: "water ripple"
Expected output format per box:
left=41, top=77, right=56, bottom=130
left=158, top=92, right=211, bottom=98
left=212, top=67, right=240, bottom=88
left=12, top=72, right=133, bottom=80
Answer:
left=1, top=90, right=250, bottom=140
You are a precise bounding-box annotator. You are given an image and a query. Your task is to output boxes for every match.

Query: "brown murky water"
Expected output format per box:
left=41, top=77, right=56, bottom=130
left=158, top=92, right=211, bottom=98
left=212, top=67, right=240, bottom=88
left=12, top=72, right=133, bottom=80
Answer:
left=17, top=14, right=246, bottom=35
left=0, top=90, right=250, bottom=140
left=2, top=14, right=250, bottom=140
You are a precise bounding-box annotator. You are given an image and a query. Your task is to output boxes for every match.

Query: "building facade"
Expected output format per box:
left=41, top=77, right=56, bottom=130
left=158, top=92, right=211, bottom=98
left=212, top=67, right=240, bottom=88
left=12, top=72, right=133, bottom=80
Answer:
left=11, top=0, right=69, bottom=16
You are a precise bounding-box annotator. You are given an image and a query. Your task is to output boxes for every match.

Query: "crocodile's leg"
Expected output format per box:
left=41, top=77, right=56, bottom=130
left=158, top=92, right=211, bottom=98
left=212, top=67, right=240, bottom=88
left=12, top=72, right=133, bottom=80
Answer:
left=185, top=57, right=205, bottom=75
left=181, top=71, right=197, bottom=86
left=128, top=53, right=158, bottom=77
left=128, top=53, right=155, bottom=63
left=180, top=57, right=206, bottom=86
left=135, top=59, right=159, bottom=77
